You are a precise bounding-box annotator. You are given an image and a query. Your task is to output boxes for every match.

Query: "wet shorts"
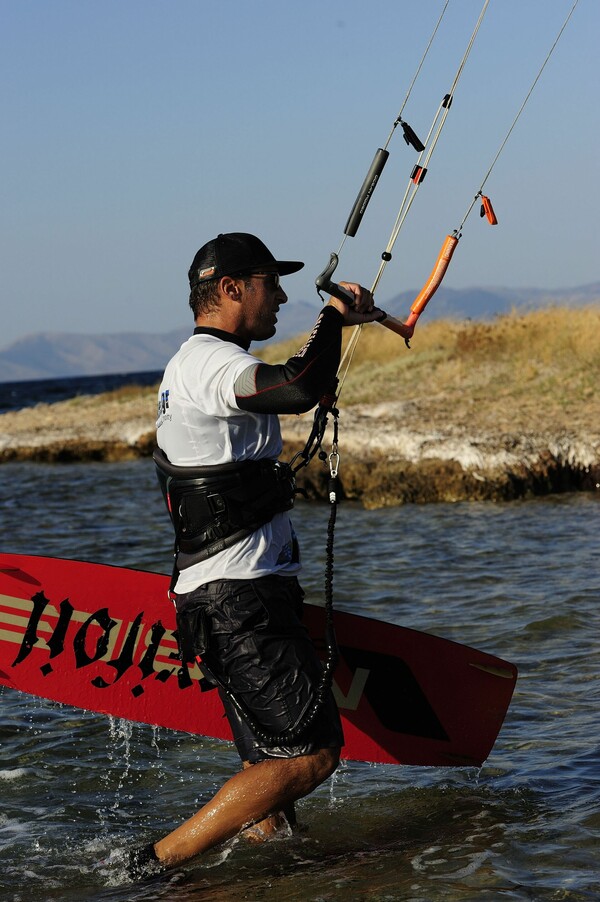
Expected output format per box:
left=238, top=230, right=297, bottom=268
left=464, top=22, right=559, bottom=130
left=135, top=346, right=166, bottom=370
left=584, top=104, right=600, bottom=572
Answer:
left=175, top=574, right=344, bottom=763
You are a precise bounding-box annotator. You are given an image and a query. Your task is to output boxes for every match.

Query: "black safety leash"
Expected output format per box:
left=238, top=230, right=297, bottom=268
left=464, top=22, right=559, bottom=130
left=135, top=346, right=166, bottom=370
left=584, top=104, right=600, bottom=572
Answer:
left=322, top=408, right=341, bottom=687
left=292, top=392, right=342, bottom=725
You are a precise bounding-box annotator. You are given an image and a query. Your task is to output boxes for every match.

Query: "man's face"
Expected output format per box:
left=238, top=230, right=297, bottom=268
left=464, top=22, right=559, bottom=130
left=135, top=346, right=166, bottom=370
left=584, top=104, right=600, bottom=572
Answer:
left=238, top=272, right=288, bottom=342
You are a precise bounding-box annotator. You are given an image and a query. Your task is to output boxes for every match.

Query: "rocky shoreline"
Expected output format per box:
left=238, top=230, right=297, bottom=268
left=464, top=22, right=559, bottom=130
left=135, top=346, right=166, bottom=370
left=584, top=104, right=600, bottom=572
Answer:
left=1, top=389, right=598, bottom=507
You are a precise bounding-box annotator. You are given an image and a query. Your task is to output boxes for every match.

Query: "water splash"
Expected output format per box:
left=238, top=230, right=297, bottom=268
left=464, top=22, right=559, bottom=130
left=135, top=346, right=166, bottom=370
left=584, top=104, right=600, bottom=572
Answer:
left=107, top=716, right=134, bottom=811
left=150, top=724, right=162, bottom=756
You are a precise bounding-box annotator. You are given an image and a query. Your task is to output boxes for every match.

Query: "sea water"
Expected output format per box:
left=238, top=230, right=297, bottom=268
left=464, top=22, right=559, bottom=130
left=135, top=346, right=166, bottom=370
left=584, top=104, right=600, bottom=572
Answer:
left=1, top=459, right=599, bottom=902
left=0, top=371, right=162, bottom=415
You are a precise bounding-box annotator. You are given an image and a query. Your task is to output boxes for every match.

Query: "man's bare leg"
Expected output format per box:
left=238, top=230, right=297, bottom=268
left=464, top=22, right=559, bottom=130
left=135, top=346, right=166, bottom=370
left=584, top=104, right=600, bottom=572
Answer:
left=153, top=747, right=338, bottom=866
left=239, top=762, right=296, bottom=841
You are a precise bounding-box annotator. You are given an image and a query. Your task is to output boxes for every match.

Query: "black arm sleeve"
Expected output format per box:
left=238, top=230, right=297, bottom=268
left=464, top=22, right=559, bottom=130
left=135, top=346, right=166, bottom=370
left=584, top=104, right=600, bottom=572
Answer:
left=234, top=305, right=344, bottom=414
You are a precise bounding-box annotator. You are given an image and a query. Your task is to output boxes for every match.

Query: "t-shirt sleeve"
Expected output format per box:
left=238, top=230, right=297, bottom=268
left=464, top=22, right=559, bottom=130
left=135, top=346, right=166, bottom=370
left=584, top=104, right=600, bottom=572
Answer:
left=180, top=340, right=259, bottom=417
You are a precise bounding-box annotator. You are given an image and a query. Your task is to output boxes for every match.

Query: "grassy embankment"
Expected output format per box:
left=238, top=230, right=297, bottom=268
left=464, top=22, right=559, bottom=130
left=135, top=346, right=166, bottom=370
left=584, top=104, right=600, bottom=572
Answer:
left=261, top=305, right=599, bottom=431
left=262, top=306, right=600, bottom=504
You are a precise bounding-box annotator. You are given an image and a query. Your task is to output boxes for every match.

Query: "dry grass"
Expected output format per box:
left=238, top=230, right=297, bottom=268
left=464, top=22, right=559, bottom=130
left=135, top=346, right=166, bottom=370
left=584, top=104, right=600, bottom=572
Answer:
left=81, top=383, right=160, bottom=406
left=260, top=305, right=599, bottom=433
left=336, top=306, right=599, bottom=397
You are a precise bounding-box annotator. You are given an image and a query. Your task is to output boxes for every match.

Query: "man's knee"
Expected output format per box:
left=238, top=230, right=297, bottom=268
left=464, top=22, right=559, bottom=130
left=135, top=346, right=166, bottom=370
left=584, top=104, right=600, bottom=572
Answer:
left=301, top=746, right=340, bottom=792
left=253, top=746, right=340, bottom=800
left=318, top=746, right=340, bottom=779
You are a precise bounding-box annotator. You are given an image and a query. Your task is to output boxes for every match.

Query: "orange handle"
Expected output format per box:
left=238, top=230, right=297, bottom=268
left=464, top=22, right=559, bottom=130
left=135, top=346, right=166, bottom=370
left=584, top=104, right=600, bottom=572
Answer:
left=377, top=234, right=459, bottom=344
left=410, top=234, right=459, bottom=316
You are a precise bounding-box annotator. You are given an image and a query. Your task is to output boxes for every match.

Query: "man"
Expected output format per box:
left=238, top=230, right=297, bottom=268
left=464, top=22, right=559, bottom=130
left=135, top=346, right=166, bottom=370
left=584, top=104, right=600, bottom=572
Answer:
left=131, top=232, right=381, bottom=877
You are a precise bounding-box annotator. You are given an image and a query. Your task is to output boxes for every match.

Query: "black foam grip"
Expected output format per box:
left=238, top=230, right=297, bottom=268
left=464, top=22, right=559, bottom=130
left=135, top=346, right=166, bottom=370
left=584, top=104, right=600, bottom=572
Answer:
left=343, top=148, right=389, bottom=237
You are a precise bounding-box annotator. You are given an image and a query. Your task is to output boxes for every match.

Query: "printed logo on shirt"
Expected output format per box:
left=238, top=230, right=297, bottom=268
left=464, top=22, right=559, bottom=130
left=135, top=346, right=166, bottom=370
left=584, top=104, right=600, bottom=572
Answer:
left=157, top=390, right=170, bottom=417
left=156, top=389, right=172, bottom=428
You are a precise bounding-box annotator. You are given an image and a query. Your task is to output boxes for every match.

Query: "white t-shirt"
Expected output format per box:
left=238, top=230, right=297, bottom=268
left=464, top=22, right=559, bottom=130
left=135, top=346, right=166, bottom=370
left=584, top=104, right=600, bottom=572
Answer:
left=156, top=331, right=301, bottom=592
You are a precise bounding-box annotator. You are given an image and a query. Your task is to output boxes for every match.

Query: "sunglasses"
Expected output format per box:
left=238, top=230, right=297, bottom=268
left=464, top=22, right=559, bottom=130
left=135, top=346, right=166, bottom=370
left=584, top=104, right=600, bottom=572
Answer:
left=246, top=272, right=281, bottom=290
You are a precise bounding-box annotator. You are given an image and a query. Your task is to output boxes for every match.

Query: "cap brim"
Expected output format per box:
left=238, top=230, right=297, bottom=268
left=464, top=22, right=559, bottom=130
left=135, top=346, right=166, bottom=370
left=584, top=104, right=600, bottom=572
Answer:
left=267, top=260, right=304, bottom=276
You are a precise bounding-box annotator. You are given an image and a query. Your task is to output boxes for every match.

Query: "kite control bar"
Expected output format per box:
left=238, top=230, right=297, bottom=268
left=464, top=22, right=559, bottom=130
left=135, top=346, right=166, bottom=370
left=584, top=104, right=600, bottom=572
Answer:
left=315, top=253, right=356, bottom=305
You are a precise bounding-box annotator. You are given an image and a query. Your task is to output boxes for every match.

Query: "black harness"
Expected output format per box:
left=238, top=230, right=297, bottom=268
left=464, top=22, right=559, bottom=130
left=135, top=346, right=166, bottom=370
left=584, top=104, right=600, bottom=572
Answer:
left=153, top=448, right=296, bottom=570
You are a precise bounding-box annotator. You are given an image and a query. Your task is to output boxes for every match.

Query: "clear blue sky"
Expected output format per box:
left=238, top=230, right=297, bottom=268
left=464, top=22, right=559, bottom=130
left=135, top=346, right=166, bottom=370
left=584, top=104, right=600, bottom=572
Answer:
left=1, top=0, right=598, bottom=347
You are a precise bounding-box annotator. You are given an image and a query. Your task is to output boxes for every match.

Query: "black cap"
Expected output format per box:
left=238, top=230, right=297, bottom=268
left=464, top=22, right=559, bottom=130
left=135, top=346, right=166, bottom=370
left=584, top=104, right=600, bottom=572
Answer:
left=188, top=232, right=304, bottom=289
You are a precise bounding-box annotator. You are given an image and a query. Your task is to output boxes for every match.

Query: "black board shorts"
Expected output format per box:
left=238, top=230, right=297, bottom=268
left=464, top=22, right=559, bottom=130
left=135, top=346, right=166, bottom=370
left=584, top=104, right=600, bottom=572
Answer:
left=175, top=574, right=344, bottom=763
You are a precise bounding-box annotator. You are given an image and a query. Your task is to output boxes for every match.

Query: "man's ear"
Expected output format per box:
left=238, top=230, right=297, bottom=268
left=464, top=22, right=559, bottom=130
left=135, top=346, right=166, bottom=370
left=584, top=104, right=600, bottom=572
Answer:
left=220, top=275, right=243, bottom=302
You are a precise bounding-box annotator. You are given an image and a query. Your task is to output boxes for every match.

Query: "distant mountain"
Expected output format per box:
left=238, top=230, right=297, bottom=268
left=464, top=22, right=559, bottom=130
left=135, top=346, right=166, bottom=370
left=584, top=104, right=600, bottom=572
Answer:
left=0, top=286, right=598, bottom=383
left=384, top=282, right=600, bottom=323
left=0, top=328, right=191, bottom=382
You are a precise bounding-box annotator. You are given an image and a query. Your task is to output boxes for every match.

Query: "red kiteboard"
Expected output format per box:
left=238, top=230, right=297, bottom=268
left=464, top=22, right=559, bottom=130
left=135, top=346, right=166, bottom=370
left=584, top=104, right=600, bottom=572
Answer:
left=0, top=553, right=517, bottom=767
